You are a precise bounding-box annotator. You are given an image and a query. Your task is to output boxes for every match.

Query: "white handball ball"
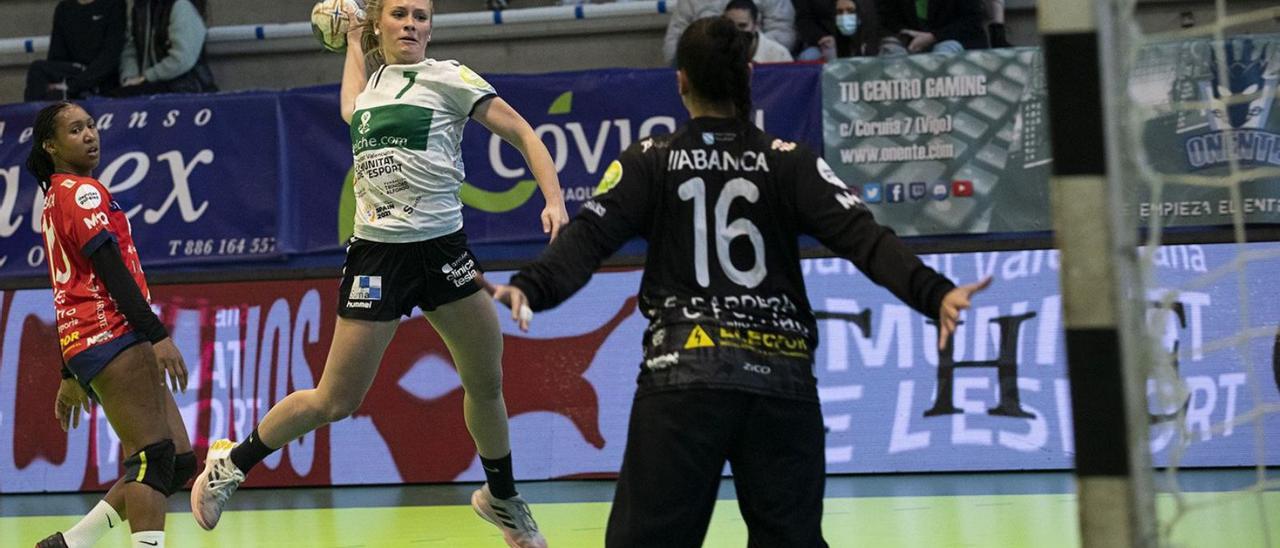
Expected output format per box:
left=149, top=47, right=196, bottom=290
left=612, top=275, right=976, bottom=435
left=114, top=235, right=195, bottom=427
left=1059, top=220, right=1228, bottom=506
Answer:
left=310, top=0, right=366, bottom=53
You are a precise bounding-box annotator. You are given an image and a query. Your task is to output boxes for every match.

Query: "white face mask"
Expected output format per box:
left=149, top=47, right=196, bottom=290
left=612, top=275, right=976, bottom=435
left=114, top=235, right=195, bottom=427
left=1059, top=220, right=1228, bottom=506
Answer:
left=836, top=13, right=859, bottom=36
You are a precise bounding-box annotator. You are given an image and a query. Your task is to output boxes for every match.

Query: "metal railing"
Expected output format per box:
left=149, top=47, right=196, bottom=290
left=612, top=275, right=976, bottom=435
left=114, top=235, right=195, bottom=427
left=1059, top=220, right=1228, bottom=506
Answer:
left=0, top=0, right=671, bottom=56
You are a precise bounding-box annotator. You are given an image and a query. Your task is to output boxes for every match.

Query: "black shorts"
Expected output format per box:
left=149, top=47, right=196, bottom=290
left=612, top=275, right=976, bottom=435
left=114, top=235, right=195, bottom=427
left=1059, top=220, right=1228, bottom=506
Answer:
left=337, top=230, right=484, bottom=321
left=606, top=389, right=828, bottom=548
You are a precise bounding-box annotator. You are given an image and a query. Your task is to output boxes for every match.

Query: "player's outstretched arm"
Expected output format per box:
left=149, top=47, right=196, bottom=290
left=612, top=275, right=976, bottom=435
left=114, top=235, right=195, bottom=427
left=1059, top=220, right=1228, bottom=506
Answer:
left=472, top=98, right=569, bottom=240
left=505, top=144, right=654, bottom=320
left=937, top=276, right=993, bottom=351
left=339, top=6, right=367, bottom=125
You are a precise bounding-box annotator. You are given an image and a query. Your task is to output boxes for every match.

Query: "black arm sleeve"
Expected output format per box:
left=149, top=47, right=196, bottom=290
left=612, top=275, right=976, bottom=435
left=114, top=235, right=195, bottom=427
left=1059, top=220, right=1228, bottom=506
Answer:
left=793, top=151, right=955, bottom=319
left=89, top=239, right=168, bottom=343
left=510, top=146, right=656, bottom=311
left=69, top=1, right=127, bottom=93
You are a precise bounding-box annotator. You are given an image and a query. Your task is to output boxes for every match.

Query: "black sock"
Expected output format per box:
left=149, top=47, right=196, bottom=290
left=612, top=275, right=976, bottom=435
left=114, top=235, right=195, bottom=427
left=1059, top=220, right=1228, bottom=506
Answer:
left=480, top=452, right=517, bottom=499
left=229, top=429, right=277, bottom=474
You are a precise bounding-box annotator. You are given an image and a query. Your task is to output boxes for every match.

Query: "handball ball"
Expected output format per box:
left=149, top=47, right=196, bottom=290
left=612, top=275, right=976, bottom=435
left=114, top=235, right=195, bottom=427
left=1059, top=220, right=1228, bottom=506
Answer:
left=311, top=0, right=367, bottom=53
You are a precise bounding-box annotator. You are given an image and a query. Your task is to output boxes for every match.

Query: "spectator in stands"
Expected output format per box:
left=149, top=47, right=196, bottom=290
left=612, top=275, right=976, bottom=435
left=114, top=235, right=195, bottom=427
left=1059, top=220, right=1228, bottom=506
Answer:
left=725, top=0, right=794, bottom=63
left=986, top=0, right=1011, bottom=47
left=664, top=0, right=795, bottom=64
left=24, top=0, right=127, bottom=102
left=794, top=0, right=880, bottom=61
left=878, top=0, right=986, bottom=55
left=112, top=0, right=216, bottom=96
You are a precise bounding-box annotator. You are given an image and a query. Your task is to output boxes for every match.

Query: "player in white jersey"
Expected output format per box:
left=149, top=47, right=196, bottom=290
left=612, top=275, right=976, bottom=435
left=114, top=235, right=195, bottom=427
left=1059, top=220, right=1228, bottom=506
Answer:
left=190, top=2, right=565, bottom=547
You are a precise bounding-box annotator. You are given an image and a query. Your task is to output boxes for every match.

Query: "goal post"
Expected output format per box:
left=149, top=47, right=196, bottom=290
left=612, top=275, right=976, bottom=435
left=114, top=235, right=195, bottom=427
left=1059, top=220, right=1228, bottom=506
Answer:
left=1041, top=0, right=1158, bottom=545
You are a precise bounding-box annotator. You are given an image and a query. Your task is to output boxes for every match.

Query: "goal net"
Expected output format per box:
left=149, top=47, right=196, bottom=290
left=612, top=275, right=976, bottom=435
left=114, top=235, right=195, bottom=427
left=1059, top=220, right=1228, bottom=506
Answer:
left=1100, top=0, right=1280, bottom=546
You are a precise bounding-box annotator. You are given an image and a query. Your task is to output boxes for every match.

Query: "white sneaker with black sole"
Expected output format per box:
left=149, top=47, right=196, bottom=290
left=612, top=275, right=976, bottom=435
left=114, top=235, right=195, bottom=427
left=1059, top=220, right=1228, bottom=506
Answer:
left=471, top=483, right=548, bottom=548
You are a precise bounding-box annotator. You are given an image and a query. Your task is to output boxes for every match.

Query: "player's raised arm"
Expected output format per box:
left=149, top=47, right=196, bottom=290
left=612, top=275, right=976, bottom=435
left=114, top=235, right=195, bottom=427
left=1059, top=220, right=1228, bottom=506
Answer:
left=340, top=5, right=367, bottom=125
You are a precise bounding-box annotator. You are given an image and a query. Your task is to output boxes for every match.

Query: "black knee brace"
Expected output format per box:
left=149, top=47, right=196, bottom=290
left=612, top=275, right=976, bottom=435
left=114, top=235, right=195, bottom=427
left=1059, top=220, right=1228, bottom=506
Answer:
left=166, top=451, right=197, bottom=496
left=123, top=439, right=175, bottom=495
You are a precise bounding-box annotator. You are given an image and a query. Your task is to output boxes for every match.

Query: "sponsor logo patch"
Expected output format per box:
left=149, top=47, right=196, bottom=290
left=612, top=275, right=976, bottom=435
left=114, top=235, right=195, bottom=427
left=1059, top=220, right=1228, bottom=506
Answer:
left=594, top=160, right=623, bottom=196
left=75, top=184, right=102, bottom=210
left=441, top=254, right=479, bottom=288
left=349, top=275, right=382, bottom=301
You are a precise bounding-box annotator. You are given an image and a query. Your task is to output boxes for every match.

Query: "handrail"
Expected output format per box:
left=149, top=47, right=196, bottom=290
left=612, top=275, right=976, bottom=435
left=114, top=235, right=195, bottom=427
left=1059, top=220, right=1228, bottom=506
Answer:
left=0, top=0, right=671, bottom=56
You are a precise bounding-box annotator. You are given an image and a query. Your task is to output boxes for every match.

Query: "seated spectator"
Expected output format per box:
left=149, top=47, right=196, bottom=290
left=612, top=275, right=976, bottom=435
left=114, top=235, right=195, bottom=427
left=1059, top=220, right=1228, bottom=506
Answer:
left=725, top=0, right=794, bottom=63
left=24, top=0, right=127, bottom=102
left=794, top=0, right=880, bottom=61
left=878, top=0, right=986, bottom=55
left=664, top=0, right=796, bottom=64
left=113, top=0, right=216, bottom=96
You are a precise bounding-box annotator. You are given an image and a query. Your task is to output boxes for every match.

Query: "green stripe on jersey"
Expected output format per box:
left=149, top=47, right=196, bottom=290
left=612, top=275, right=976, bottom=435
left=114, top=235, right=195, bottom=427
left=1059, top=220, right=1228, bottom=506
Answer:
left=350, top=104, right=433, bottom=155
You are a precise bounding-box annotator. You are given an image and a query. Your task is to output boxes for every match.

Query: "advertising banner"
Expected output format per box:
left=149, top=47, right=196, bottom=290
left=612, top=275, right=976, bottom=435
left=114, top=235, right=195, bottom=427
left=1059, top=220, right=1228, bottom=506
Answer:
left=821, top=48, right=1053, bottom=236
left=0, top=93, right=288, bottom=279
left=1131, top=35, right=1280, bottom=226
left=3, top=243, right=1277, bottom=493
left=0, top=66, right=822, bottom=278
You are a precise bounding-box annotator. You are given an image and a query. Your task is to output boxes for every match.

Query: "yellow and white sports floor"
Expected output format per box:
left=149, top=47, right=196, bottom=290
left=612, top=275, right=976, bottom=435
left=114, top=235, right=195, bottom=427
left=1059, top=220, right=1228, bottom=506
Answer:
left=2, top=471, right=1276, bottom=547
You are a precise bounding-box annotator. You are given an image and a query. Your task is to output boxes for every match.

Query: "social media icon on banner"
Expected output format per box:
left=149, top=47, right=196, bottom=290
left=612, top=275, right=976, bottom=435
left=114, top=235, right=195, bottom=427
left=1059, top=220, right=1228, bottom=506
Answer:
left=952, top=180, right=974, bottom=197
left=887, top=183, right=905, bottom=203
left=931, top=182, right=949, bottom=201
left=909, top=182, right=927, bottom=201
left=862, top=183, right=883, bottom=203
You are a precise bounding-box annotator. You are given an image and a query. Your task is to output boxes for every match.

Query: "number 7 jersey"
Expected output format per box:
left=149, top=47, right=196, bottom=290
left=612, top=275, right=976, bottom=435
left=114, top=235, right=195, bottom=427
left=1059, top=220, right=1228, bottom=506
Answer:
left=511, top=117, right=956, bottom=401
left=349, top=59, right=497, bottom=243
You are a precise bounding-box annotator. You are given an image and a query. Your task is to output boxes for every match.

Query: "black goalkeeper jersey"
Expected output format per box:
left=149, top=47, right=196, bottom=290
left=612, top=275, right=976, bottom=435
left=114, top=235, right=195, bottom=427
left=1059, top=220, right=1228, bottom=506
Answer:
left=511, top=117, right=956, bottom=401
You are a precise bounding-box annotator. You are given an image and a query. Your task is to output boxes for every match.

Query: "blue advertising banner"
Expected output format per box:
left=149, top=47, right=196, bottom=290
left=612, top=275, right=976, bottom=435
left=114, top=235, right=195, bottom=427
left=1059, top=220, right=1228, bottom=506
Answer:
left=0, top=93, right=288, bottom=278
left=805, top=243, right=1280, bottom=471
left=0, top=65, right=821, bottom=279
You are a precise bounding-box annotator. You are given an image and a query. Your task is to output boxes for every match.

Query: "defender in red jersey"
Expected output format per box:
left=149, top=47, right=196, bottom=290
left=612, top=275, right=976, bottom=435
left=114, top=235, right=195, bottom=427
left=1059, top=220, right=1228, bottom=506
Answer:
left=27, top=102, right=195, bottom=548
left=43, top=173, right=150, bottom=380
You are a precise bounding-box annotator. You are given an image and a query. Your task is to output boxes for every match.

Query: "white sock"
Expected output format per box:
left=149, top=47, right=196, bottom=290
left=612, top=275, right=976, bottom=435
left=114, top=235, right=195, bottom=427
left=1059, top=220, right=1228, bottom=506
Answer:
left=62, top=500, right=123, bottom=548
left=131, top=531, right=165, bottom=548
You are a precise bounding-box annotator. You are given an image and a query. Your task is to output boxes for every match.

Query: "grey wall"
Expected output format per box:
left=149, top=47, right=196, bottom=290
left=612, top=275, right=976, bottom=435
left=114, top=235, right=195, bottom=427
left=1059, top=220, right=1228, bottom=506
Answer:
left=1, top=0, right=1277, bottom=105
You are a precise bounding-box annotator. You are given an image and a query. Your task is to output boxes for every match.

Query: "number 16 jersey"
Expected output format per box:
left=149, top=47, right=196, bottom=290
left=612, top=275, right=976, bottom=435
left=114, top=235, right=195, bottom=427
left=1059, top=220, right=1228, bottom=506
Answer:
left=511, top=117, right=956, bottom=402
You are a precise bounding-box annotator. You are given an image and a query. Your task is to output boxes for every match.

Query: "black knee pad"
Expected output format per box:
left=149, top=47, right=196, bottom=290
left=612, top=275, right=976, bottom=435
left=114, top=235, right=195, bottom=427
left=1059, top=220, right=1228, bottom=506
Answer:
left=167, top=451, right=197, bottom=496
left=123, top=439, right=175, bottom=495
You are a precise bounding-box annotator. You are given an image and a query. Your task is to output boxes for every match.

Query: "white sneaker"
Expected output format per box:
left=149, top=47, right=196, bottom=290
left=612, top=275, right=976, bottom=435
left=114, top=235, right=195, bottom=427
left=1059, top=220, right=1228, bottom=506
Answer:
left=471, top=484, right=548, bottom=548
left=190, top=439, right=246, bottom=531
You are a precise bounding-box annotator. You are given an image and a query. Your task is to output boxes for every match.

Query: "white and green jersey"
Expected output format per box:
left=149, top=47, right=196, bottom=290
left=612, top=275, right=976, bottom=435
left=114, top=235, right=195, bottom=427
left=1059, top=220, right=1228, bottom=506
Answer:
left=349, top=58, right=497, bottom=242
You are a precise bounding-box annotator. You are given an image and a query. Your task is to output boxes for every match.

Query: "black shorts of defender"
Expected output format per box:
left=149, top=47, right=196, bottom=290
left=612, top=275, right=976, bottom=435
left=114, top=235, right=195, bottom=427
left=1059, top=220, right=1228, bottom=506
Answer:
left=606, top=389, right=828, bottom=548
left=337, top=230, right=485, bottom=321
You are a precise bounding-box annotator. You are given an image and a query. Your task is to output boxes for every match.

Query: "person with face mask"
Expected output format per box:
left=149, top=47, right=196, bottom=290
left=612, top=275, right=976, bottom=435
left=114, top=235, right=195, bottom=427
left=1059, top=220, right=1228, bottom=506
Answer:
left=725, top=0, right=794, bottom=63
left=795, top=0, right=880, bottom=61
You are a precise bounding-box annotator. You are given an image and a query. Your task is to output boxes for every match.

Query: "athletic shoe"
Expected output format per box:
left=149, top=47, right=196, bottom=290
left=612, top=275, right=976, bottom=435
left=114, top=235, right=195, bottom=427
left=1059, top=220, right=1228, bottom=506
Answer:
left=190, top=439, right=246, bottom=530
left=35, top=532, right=68, bottom=548
left=471, top=483, right=548, bottom=548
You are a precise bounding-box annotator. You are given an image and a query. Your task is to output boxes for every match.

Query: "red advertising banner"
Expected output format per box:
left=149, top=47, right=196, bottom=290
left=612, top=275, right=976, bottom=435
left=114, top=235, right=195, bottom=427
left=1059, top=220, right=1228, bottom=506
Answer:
left=1, top=278, right=639, bottom=493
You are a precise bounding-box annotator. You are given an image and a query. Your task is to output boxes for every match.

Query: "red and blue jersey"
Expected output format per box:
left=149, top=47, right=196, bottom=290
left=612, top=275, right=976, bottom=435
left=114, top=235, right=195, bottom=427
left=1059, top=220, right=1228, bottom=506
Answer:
left=41, top=173, right=150, bottom=365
